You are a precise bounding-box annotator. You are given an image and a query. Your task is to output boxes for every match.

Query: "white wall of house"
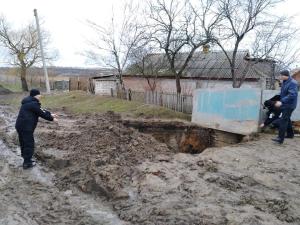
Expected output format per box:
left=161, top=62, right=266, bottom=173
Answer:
left=123, top=77, right=262, bottom=95
left=94, top=80, right=116, bottom=95
left=196, top=80, right=261, bottom=89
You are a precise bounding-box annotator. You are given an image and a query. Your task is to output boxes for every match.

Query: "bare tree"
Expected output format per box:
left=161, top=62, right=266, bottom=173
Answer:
left=212, top=0, right=293, bottom=88
left=251, top=17, right=300, bottom=69
left=0, top=16, right=56, bottom=91
left=148, top=0, right=221, bottom=93
left=85, top=2, right=147, bottom=88
left=128, top=44, right=167, bottom=92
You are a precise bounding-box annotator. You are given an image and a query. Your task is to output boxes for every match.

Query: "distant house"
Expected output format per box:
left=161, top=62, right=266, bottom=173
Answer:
left=68, top=68, right=117, bottom=92
left=123, top=51, right=277, bottom=95
left=92, top=74, right=117, bottom=95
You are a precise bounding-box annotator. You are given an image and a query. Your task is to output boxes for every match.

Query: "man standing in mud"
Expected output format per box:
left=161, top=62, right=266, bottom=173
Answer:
left=15, top=89, right=58, bottom=169
left=272, top=70, right=298, bottom=144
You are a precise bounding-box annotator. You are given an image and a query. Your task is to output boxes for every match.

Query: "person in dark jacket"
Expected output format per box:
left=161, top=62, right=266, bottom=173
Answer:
left=15, top=89, right=58, bottom=169
left=260, top=95, right=281, bottom=129
left=272, top=70, right=298, bottom=144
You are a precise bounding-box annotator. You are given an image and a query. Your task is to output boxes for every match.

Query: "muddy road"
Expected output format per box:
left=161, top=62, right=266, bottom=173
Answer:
left=1, top=103, right=300, bottom=225
left=0, top=106, right=126, bottom=225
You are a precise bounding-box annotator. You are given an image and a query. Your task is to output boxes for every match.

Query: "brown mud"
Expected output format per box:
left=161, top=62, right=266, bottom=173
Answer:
left=0, top=106, right=127, bottom=225
left=1, top=104, right=300, bottom=225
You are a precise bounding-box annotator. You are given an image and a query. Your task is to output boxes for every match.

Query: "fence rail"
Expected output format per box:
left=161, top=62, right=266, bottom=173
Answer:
left=113, top=89, right=193, bottom=114
left=0, top=74, right=69, bottom=90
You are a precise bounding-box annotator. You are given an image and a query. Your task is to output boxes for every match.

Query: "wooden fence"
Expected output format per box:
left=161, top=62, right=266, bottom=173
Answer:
left=69, top=77, right=89, bottom=91
left=113, top=89, right=193, bottom=114
left=0, top=74, right=68, bottom=90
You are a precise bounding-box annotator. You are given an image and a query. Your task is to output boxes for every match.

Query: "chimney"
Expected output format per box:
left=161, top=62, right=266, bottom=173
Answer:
left=203, top=44, right=210, bottom=54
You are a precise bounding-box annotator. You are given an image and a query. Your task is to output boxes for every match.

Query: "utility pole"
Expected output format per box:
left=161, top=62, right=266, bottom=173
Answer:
left=34, top=9, right=51, bottom=93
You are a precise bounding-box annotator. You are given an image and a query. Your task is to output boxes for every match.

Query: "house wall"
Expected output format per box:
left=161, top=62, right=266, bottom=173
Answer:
left=123, top=76, right=261, bottom=95
left=94, top=80, right=116, bottom=95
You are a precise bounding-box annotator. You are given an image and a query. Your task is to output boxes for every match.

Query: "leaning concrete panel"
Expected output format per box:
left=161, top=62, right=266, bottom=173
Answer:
left=262, top=90, right=300, bottom=121
left=192, top=88, right=261, bottom=135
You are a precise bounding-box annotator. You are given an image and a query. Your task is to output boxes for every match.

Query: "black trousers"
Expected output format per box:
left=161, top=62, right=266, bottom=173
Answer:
left=278, top=108, right=294, bottom=141
left=17, top=130, right=35, bottom=163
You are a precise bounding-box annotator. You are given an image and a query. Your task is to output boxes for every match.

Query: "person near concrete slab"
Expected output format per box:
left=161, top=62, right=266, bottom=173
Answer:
left=260, top=94, right=281, bottom=129
left=272, top=70, right=298, bottom=144
left=15, top=89, right=58, bottom=169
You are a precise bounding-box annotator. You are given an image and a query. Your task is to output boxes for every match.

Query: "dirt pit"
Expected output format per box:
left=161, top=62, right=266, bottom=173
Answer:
left=122, top=119, right=244, bottom=154
left=1, top=105, right=300, bottom=225
left=35, top=111, right=173, bottom=198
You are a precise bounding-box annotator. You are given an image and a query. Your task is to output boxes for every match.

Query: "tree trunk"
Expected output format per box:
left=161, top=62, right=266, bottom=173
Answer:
left=175, top=75, right=181, bottom=94
left=237, top=61, right=252, bottom=88
left=146, top=77, right=157, bottom=92
left=231, top=66, right=239, bottom=88
left=232, top=81, right=239, bottom=88
left=20, top=66, right=29, bottom=91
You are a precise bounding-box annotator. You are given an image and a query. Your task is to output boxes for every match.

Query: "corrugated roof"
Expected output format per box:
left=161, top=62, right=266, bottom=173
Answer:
left=131, top=51, right=275, bottom=79
left=183, top=51, right=273, bottom=79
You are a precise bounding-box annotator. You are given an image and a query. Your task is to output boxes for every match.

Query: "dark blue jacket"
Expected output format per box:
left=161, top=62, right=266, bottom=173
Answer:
left=15, top=96, right=53, bottom=131
left=280, top=77, right=298, bottom=110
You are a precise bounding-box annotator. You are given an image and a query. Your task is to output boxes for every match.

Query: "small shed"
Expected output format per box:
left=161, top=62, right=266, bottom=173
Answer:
left=92, top=75, right=117, bottom=95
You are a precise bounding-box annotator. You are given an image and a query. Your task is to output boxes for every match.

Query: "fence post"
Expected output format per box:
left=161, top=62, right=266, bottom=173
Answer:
left=128, top=89, right=132, bottom=101
left=111, top=88, right=114, bottom=97
left=77, top=77, right=80, bottom=90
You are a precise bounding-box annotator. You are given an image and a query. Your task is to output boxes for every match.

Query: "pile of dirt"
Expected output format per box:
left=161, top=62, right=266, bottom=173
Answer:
left=35, top=110, right=300, bottom=225
left=0, top=84, right=12, bottom=95
left=0, top=106, right=126, bottom=225
left=36, top=111, right=173, bottom=198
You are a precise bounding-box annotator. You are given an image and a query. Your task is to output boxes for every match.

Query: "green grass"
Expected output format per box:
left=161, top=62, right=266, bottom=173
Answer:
left=0, top=82, right=22, bottom=92
left=42, top=91, right=191, bottom=120
left=3, top=91, right=191, bottom=121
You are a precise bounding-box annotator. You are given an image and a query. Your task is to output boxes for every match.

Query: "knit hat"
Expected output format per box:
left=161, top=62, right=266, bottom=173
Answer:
left=30, top=89, right=41, bottom=97
left=279, top=69, right=290, bottom=77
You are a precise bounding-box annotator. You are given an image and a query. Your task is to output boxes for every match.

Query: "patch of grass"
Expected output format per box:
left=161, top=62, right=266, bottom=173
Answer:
left=0, top=93, right=24, bottom=107
left=0, top=82, right=22, bottom=92
left=0, top=91, right=191, bottom=121
left=42, top=91, right=191, bottom=121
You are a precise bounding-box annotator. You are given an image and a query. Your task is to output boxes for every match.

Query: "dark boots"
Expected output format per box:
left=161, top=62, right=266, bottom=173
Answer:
left=23, top=159, right=36, bottom=170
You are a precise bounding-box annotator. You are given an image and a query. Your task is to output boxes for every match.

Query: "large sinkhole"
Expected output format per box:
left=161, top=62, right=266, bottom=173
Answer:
left=122, top=120, right=244, bottom=154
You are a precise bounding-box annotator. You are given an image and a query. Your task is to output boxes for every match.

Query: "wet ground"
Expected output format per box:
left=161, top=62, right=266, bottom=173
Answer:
left=0, top=106, right=126, bottom=225
left=1, top=104, right=300, bottom=225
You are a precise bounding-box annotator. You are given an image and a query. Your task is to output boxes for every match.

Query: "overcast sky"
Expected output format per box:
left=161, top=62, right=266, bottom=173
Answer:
left=1, top=0, right=300, bottom=68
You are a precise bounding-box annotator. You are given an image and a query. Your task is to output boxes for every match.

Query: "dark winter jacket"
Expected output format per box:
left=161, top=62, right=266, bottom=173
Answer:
left=263, top=95, right=281, bottom=126
left=15, top=96, right=53, bottom=131
left=280, top=77, right=298, bottom=109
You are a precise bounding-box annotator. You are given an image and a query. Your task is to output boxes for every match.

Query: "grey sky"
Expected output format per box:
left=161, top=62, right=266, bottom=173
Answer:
left=0, top=0, right=300, bottom=68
